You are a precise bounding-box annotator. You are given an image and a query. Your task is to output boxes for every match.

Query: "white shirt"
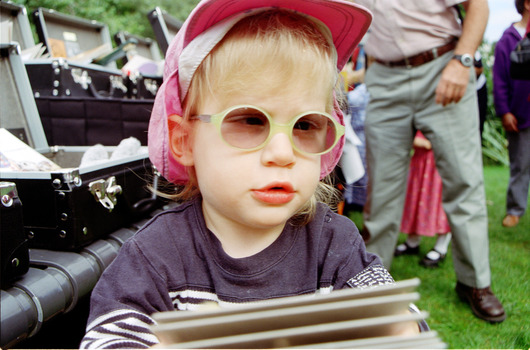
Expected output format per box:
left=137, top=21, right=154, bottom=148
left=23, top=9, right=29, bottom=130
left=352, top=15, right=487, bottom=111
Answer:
left=355, top=0, right=464, bottom=61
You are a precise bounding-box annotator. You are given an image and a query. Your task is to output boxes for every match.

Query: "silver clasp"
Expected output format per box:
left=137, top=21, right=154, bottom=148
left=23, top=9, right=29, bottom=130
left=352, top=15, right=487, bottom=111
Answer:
left=110, top=75, right=128, bottom=93
left=71, top=68, right=92, bottom=90
left=88, top=176, right=122, bottom=211
left=144, top=78, right=159, bottom=97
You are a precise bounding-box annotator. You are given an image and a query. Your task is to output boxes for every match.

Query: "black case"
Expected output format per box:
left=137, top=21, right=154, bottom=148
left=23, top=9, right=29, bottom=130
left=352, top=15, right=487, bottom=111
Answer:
left=0, top=43, right=159, bottom=251
left=0, top=1, right=35, bottom=50
left=25, top=58, right=128, bottom=99
left=9, top=155, right=156, bottom=250
left=126, top=73, right=162, bottom=100
left=34, top=95, right=153, bottom=146
left=0, top=182, right=30, bottom=288
left=114, top=31, right=162, bottom=64
left=28, top=7, right=129, bottom=98
left=147, top=7, right=183, bottom=56
left=23, top=7, right=155, bottom=146
left=25, top=58, right=153, bottom=146
left=114, top=31, right=163, bottom=100
left=32, top=7, right=117, bottom=68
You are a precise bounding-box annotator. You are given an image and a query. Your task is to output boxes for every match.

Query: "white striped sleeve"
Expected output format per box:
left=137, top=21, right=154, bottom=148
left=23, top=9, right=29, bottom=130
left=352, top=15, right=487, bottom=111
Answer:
left=80, top=309, right=159, bottom=349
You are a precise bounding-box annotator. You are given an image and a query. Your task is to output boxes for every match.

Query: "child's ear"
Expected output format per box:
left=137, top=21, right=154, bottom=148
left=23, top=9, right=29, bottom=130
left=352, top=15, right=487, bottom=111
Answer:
left=168, top=114, right=194, bottom=166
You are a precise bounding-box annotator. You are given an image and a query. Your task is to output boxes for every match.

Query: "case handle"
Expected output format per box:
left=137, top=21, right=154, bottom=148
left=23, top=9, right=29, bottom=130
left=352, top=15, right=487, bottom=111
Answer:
left=131, top=169, right=160, bottom=215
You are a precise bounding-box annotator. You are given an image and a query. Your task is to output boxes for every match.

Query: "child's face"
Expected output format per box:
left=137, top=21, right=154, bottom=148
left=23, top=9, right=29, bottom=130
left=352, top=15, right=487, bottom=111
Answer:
left=188, top=77, right=328, bottom=236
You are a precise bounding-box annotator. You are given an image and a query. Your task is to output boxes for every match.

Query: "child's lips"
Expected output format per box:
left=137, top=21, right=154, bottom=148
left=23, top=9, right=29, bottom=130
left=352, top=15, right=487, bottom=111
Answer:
left=252, top=182, right=295, bottom=204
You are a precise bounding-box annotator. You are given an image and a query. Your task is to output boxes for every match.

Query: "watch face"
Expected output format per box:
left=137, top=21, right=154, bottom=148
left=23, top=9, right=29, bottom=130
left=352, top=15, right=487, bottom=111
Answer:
left=461, top=54, right=473, bottom=67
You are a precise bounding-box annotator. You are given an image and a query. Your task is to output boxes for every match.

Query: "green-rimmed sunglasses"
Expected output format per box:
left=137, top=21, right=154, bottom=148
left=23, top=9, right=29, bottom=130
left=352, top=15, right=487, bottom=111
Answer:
left=192, top=105, right=345, bottom=155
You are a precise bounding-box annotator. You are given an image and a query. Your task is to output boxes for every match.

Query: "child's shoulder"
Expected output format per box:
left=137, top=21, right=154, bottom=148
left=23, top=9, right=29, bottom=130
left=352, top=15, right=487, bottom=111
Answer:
left=117, top=199, right=205, bottom=266
left=311, top=203, right=361, bottom=240
left=150, top=199, right=197, bottom=220
left=315, top=202, right=357, bottom=225
left=131, top=199, right=202, bottom=242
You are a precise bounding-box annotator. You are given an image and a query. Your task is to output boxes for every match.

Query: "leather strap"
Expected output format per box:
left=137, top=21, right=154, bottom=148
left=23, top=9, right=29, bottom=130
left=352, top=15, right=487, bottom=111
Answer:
left=376, top=40, right=457, bottom=68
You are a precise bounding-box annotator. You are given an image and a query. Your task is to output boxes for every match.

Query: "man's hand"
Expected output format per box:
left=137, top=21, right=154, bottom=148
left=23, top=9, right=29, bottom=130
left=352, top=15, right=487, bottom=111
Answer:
left=502, top=113, right=519, bottom=132
left=434, top=0, right=489, bottom=107
left=435, top=59, right=470, bottom=106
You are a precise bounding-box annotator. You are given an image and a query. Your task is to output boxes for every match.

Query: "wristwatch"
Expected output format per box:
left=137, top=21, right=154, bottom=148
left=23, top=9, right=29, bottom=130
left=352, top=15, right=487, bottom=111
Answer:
left=453, top=53, right=474, bottom=67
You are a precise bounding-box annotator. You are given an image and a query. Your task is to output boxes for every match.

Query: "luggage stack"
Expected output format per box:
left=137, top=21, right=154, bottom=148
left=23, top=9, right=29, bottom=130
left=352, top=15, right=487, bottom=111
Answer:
left=0, top=2, right=178, bottom=348
left=24, top=7, right=163, bottom=146
left=1, top=2, right=166, bottom=251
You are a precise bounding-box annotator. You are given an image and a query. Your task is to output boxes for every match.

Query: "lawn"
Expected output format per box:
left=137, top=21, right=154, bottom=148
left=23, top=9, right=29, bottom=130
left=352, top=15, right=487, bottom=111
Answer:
left=346, top=166, right=530, bottom=349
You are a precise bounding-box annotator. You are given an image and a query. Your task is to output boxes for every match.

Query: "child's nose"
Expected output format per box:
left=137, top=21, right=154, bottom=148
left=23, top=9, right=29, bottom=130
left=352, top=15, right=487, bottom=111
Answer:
left=260, top=132, right=296, bottom=167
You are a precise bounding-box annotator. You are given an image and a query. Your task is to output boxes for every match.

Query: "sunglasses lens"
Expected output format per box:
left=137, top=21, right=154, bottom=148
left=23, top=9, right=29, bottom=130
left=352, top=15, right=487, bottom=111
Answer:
left=218, top=107, right=338, bottom=154
left=293, top=113, right=337, bottom=154
left=220, top=107, right=270, bottom=149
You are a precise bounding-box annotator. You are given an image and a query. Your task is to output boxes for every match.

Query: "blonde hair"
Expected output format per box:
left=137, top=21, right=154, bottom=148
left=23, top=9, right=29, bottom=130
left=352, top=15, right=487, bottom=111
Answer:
left=168, top=10, right=342, bottom=223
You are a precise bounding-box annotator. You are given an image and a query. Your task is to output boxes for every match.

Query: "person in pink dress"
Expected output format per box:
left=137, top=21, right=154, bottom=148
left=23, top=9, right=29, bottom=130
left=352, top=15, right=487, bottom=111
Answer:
left=394, top=131, right=452, bottom=268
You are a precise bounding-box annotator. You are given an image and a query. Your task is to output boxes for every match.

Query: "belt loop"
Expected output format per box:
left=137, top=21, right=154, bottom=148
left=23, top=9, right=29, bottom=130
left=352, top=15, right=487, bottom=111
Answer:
left=432, top=47, right=439, bottom=59
left=404, top=56, right=411, bottom=69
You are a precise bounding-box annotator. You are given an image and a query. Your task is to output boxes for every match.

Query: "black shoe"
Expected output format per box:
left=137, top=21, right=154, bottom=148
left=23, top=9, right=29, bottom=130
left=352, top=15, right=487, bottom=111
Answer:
left=394, top=242, right=420, bottom=256
left=455, top=282, right=506, bottom=323
left=420, top=249, right=446, bottom=268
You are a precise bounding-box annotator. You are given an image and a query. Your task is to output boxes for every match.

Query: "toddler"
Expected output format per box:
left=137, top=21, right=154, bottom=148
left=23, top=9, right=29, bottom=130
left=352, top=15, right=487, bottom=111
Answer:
left=81, top=1, right=425, bottom=348
left=395, top=132, right=452, bottom=268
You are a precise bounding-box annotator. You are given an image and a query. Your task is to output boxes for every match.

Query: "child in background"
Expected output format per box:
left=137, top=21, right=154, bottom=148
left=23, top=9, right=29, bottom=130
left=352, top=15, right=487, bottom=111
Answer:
left=342, top=82, right=370, bottom=211
left=80, top=1, right=426, bottom=348
left=342, top=48, right=370, bottom=212
left=395, top=131, right=452, bottom=268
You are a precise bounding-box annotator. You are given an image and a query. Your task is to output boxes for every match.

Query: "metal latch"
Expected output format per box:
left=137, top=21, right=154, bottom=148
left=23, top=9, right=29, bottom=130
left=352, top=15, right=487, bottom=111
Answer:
left=144, top=78, right=159, bottom=97
left=88, top=176, right=122, bottom=211
left=110, top=75, right=128, bottom=93
left=71, top=68, right=92, bottom=90
left=1, top=182, right=18, bottom=207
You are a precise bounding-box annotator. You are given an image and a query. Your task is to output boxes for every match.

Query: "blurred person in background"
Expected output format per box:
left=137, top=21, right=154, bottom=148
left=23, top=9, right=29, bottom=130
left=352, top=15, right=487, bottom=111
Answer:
left=355, top=0, right=506, bottom=323
left=493, top=0, right=530, bottom=228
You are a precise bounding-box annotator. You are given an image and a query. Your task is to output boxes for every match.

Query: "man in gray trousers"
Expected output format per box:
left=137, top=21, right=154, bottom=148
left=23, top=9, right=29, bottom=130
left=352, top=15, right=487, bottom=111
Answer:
left=355, top=0, right=506, bottom=323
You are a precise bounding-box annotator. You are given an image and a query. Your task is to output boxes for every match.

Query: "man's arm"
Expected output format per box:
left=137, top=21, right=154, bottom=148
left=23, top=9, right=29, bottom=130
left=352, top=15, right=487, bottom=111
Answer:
left=435, top=0, right=489, bottom=106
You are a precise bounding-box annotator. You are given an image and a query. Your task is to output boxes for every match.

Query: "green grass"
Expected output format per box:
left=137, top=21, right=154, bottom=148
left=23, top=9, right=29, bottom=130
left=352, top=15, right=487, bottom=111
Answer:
left=347, top=166, right=530, bottom=349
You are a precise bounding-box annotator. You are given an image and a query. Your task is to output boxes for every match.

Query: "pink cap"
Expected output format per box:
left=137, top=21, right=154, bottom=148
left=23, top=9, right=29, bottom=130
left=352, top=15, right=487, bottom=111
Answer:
left=148, top=0, right=372, bottom=184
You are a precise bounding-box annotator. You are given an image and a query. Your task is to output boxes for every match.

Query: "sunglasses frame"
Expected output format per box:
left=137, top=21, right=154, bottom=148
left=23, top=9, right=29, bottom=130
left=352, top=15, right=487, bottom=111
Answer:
left=192, top=105, right=345, bottom=156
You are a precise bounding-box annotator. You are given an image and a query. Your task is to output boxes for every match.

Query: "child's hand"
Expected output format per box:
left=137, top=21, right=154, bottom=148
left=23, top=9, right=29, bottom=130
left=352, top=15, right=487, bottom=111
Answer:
left=386, top=311, right=421, bottom=336
left=413, top=137, right=432, bottom=150
left=388, top=319, right=421, bottom=336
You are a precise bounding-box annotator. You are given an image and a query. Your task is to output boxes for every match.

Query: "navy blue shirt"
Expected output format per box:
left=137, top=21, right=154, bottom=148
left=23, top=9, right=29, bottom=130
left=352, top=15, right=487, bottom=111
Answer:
left=81, top=198, right=396, bottom=349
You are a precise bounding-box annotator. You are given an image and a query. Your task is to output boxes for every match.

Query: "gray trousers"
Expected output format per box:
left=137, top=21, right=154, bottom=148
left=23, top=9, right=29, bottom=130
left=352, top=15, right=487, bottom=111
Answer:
left=506, top=127, right=530, bottom=216
left=363, top=51, right=491, bottom=288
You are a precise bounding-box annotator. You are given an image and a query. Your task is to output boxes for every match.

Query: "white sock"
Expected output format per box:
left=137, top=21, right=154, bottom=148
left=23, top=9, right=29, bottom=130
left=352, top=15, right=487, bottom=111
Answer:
left=433, top=233, right=452, bottom=254
left=406, top=234, right=421, bottom=248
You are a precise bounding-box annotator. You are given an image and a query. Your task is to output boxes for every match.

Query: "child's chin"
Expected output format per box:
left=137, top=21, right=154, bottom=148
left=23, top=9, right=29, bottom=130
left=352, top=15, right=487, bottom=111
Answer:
left=248, top=208, right=297, bottom=226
